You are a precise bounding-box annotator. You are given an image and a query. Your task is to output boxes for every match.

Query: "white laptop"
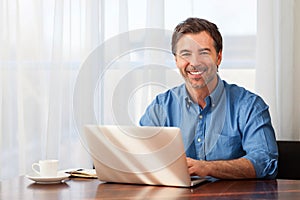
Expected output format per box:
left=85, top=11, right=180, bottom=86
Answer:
left=83, top=125, right=207, bottom=187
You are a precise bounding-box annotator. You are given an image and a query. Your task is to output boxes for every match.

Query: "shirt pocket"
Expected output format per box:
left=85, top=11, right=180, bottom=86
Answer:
left=206, top=134, right=244, bottom=160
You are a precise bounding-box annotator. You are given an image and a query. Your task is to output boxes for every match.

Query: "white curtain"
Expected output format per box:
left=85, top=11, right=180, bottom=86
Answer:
left=2, top=0, right=286, bottom=180
left=0, top=0, right=104, bottom=180
left=256, top=0, right=300, bottom=140
left=0, top=0, right=171, bottom=180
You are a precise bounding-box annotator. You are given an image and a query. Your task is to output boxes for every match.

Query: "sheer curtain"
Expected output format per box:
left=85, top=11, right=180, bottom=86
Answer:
left=0, top=0, right=261, bottom=180
left=256, top=0, right=300, bottom=140
left=0, top=0, right=103, bottom=180
left=0, top=0, right=170, bottom=180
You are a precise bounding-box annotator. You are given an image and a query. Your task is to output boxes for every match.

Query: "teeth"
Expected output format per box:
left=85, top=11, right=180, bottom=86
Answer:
left=190, top=71, right=202, bottom=75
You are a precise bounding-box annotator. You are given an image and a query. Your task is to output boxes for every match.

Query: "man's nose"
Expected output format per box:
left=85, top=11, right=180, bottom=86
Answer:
left=188, top=54, right=201, bottom=66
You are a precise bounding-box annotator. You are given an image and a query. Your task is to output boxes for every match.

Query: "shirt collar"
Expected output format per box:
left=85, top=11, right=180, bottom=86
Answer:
left=184, top=75, right=224, bottom=109
left=210, top=75, right=224, bottom=108
left=184, top=87, right=193, bottom=109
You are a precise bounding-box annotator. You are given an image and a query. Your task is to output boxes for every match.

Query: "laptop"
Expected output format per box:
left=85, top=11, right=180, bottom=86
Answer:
left=83, top=125, right=207, bottom=187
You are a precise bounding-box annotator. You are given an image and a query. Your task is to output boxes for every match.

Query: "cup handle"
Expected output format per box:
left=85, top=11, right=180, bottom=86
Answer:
left=32, top=163, right=40, bottom=175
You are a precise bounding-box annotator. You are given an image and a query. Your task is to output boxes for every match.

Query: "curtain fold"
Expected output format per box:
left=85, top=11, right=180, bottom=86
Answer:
left=256, top=0, right=299, bottom=140
left=0, top=0, right=103, bottom=180
left=294, top=0, right=300, bottom=140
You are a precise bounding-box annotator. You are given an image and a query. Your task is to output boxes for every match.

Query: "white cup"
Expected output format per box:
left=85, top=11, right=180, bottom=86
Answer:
left=32, top=160, right=59, bottom=177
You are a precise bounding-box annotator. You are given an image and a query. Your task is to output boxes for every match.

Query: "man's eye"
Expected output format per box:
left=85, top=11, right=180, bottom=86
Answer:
left=199, top=51, right=209, bottom=55
left=180, top=53, right=191, bottom=57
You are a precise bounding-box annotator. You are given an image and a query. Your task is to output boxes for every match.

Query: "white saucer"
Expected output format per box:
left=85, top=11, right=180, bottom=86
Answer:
left=26, top=171, right=70, bottom=184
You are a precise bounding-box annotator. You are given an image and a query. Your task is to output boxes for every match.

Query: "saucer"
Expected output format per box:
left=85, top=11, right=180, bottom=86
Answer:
left=26, top=171, right=70, bottom=184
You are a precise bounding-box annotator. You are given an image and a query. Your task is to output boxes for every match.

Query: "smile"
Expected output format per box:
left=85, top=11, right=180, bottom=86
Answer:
left=189, top=71, right=203, bottom=75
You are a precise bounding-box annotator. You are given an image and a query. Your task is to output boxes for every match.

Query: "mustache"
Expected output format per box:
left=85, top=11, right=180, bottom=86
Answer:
left=186, top=63, right=218, bottom=72
left=186, top=65, right=208, bottom=72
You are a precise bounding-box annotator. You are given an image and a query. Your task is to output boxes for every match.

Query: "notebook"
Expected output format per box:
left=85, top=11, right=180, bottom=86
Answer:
left=83, top=125, right=207, bottom=187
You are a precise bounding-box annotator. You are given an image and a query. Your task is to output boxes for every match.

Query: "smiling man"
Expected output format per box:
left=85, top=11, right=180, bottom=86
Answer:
left=139, top=18, right=278, bottom=179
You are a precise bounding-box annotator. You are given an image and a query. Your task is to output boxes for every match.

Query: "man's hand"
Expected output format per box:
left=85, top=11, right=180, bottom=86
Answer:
left=186, top=157, right=256, bottom=179
left=186, top=157, right=211, bottom=177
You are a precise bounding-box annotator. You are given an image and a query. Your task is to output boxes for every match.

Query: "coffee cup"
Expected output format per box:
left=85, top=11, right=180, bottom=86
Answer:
left=32, top=159, right=59, bottom=177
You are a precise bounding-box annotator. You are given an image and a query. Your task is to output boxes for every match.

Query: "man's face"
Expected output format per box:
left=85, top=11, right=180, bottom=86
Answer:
left=175, top=31, right=222, bottom=90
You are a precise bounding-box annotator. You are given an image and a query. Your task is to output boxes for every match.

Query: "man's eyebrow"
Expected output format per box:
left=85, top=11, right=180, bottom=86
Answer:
left=198, top=48, right=211, bottom=52
left=178, top=49, right=191, bottom=54
left=177, top=48, right=211, bottom=55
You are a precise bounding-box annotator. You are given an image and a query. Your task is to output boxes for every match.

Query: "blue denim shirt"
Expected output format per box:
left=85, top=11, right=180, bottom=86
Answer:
left=139, top=77, right=278, bottom=179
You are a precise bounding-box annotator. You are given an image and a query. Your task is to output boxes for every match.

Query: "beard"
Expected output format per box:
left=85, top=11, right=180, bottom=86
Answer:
left=182, top=63, right=218, bottom=90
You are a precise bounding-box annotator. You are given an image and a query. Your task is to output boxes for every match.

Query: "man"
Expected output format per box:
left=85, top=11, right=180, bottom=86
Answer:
left=139, top=18, right=278, bottom=179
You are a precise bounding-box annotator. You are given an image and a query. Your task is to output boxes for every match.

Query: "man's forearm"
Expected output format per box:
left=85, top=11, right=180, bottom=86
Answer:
left=207, top=158, right=256, bottom=179
left=187, top=157, right=256, bottom=179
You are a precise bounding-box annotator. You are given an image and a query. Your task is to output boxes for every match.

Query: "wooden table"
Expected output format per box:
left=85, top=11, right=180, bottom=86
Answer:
left=1, top=176, right=300, bottom=199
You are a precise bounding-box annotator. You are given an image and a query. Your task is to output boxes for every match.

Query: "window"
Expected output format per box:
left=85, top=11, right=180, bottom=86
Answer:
left=96, top=0, right=257, bottom=125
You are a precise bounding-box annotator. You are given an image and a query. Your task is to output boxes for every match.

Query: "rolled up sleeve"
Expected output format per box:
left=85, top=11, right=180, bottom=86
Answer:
left=241, top=97, right=278, bottom=179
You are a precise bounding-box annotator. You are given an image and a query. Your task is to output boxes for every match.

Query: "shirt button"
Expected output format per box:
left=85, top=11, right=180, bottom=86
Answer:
left=197, top=138, right=201, bottom=142
left=199, top=115, right=203, bottom=119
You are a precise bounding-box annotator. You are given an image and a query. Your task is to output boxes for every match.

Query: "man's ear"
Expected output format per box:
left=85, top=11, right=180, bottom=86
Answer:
left=217, top=50, right=222, bottom=66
